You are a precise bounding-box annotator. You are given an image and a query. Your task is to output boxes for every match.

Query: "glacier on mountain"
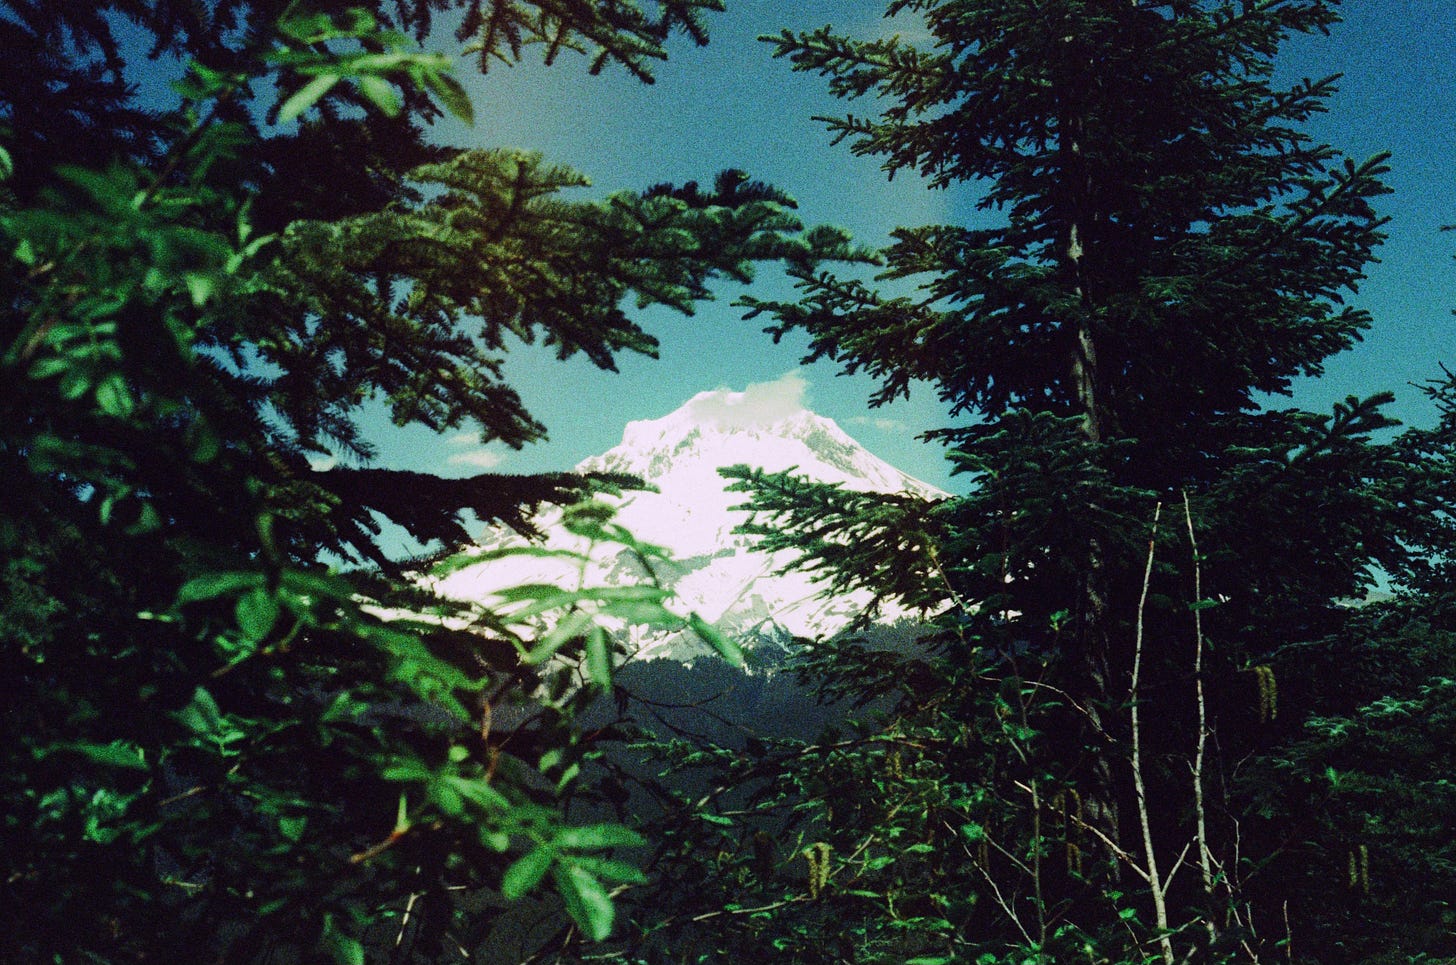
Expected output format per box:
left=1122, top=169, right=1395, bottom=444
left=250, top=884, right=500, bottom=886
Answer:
left=430, top=387, right=943, bottom=664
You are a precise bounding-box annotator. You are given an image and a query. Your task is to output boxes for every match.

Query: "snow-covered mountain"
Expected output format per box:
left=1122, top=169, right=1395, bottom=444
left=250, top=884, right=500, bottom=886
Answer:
left=431, top=386, right=943, bottom=664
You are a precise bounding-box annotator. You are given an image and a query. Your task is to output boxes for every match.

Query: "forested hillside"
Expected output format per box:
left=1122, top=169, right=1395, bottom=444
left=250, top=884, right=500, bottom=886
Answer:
left=3, top=2, right=1454, bottom=964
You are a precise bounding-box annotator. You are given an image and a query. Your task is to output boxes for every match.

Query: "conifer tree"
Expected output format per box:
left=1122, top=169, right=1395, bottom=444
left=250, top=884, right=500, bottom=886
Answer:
left=0, top=2, right=864, bottom=961
left=583, top=2, right=1454, bottom=963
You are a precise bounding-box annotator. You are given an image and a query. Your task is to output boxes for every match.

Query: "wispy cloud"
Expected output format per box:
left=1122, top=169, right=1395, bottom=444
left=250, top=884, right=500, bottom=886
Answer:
left=445, top=431, right=507, bottom=470
left=683, top=369, right=812, bottom=430
left=447, top=450, right=506, bottom=470
left=849, top=415, right=911, bottom=433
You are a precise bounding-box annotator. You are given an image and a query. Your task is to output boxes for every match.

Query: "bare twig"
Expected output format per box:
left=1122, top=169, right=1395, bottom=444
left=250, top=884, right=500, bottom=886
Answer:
left=1184, top=490, right=1218, bottom=946
left=1161, top=840, right=1193, bottom=895
left=1018, top=679, right=1110, bottom=739
left=1029, top=779, right=1047, bottom=946
left=962, top=833, right=1037, bottom=947
left=1065, top=809, right=1149, bottom=881
left=1132, top=502, right=1175, bottom=965
left=395, top=891, right=420, bottom=948
left=350, top=827, right=409, bottom=864
left=689, top=896, right=807, bottom=923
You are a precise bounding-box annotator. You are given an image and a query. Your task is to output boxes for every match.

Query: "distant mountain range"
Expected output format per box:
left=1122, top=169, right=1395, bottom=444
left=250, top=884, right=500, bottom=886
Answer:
left=430, top=389, right=943, bottom=664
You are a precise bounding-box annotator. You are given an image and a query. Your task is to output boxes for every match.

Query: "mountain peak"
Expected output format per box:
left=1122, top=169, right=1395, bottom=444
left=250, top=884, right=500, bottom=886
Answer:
left=434, top=379, right=941, bottom=663
left=604, top=376, right=817, bottom=463
left=579, top=381, right=937, bottom=500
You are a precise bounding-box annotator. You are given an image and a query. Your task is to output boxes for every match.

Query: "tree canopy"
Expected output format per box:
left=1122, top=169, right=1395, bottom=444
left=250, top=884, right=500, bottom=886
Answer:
left=559, top=2, right=1456, bottom=963
left=0, top=1, right=864, bottom=960
left=6, top=2, right=1455, bottom=964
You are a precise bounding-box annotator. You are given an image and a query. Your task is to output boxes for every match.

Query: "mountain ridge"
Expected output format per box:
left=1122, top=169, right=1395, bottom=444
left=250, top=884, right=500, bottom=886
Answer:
left=432, top=388, right=942, bottom=663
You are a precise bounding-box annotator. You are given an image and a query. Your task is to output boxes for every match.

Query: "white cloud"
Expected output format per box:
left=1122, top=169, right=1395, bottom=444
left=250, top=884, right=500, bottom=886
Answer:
left=849, top=415, right=911, bottom=433
left=445, top=431, right=507, bottom=470
left=682, top=370, right=810, bottom=430
left=447, top=449, right=506, bottom=470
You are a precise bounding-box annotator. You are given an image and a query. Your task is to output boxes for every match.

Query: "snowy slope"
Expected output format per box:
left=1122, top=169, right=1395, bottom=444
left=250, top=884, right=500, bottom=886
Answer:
left=431, top=387, right=943, bottom=663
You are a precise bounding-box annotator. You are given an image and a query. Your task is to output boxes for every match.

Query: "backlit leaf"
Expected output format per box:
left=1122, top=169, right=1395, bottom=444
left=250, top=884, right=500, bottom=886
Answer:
left=501, top=846, right=555, bottom=900
left=277, top=74, right=340, bottom=124
left=553, top=863, right=614, bottom=941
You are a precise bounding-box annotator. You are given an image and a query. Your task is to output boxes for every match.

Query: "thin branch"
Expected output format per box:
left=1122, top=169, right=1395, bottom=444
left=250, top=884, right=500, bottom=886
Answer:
left=689, top=896, right=807, bottom=923
left=961, top=833, right=1037, bottom=947
left=395, top=891, right=421, bottom=948
left=1030, top=779, right=1047, bottom=946
left=1184, top=489, right=1218, bottom=945
left=1160, top=839, right=1194, bottom=894
left=1132, top=501, right=1175, bottom=965
left=1065, top=810, right=1150, bottom=882
left=1020, top=679, right=1111, bottom=739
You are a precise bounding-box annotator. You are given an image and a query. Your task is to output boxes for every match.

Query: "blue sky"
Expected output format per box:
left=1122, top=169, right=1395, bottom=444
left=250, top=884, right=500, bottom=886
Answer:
left=360, top=0, right=1456, bottom=492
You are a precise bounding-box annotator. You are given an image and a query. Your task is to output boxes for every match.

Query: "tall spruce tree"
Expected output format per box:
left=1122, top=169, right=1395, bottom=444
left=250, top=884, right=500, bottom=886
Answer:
left=567, top=2, right=1455, bottom=963
left=0, top=2, right=865, bottom=961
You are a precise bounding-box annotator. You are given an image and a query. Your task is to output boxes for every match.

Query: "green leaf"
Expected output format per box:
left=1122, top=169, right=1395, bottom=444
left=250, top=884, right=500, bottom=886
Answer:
left=509, top=584, right=671, bottom=621
left=554, top=823, right=645, bottom=851
left=277, top=11, right=335, bottom=43
left=185, top=418, right=221, bottom=463
left=689, top=612, right=743, bottom=666
left=321, top=692, right=369, bottom=724
left=496, top=582, right=577, bottom=606
left=570, top=855, right=647, bottom=885
left=354, top=75, right=401, bottom=116
left=235, top=588, right=280, bottom=641
left=525, top=609, right=595, bottom=665
left=27, top=356, right=69, bottom=380
left=423, top=69, right=474, bottom=125
left=278, top=568, right=356, bottom=602
left=442, top=774, right=509, bottom=812
left=321, top=913, right=365, bottom=965
left=553, top=863, right=615, bottom=941
left=432, top=546, right=590, bottom=579
left=99, top=491, right=123, bottom=527
left=277, top=74, right=340, bottom=124
left=183, top=271, right=216, bottom=306
left=59, top=370, right=91, bottom=400
left=584, top=624, right=612, bottom=687
left=501, top=846, right=555, bottom=900
left=124, top=502, right=161, bottom=536
left=175, top=687, right=225, bottom=736
left=176, top=571, right=265, bottom=606
left=599, top=599, right=676, bottom=624
left=50, top=740, right=148, bottom=771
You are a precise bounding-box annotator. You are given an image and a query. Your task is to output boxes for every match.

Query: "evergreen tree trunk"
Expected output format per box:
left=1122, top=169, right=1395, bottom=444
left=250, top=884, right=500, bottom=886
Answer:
left=706, top=1, right=1412, bottom=960
left=1062, top=49, right=1123, bottom=879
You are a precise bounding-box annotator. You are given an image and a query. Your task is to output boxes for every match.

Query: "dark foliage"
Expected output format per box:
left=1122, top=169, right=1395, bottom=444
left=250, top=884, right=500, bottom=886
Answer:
left=545, top=2, right=1456, bottom=963
left=0, top=1, right=869, bottom=960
